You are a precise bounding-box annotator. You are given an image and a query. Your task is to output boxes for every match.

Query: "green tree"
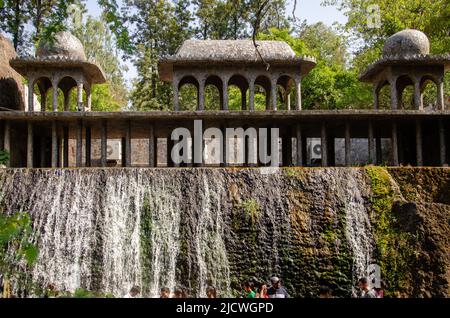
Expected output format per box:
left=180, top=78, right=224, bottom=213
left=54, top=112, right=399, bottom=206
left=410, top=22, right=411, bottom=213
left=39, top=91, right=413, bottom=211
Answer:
left=0, top=212, right=38, bottom=297
left=68, top=4, right=128, bottom=110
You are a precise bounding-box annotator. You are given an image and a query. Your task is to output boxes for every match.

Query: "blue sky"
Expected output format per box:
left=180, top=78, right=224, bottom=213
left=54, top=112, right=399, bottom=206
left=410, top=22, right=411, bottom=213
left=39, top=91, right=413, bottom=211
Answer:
left=84, top=0, right=347, bottom=86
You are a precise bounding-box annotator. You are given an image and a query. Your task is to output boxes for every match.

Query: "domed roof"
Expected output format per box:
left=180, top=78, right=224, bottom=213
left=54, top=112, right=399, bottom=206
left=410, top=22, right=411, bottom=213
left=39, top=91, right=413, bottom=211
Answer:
left=36, top=31, right=87, bottom=60
left=382, top=29, right=430, bottom=57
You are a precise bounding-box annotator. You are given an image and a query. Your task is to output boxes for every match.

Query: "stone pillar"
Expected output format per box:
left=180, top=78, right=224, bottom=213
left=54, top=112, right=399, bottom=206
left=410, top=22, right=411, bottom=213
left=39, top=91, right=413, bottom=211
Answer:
left=286, top=92, right=291, bottom=111
left=86, top=87, right=92, bottom=111
left=51, top=121, right=58, bottom=168
left=390, top=79, right=398, bottom=110
left=416, top=120, right=423, bottom=166
left=321, top=123, right=328, bottom=167
left=345, top=122, right=351, bottom=166
left=85, top=126, right=91, bottom=167
left=241, top=87, right=247, bottom=110
left=414, top=79, right=423, bottom=110
left=368, top=121, right=375, bottom=165
left=125, top=121, right=132, bottom=167
left=198, top=78, right=205, bottom=111
left=27, top=78, right=34, bottom=112
left=63, top=90, right=70, bottom=111
left=222, top=79, right=229, bottom=111
left=27, top=122, right=33, bottom=168
left=439, top=119, right=447, bottom=166
left=77, top=82, right=84, bottom=111
left=437, top=80, right=445, bottom=111
left=63, top=126, right=69, bottom=168
left=295, top=78, right=302, bottom=110
left=296, top=123, right=303, bottom=166
left=220, top=126, right=228, bottom=167
left=52, top=81, right=58, bottom=112
left=373, top=86, right=378, bottom=110
left=392, top=122, right=399, bottom=166
left=271, top=78, right=277, bottom=110
left=4, top=121, right=10, bottom=167
left=149, top=123, right=157, bottom=167
left=101, top=120, right=107, bottom=167
left=76, top=119, right=83, bottom=167
left=249, top=79, right=255, bottom=111
left=282, top=129, right=292, bottom=166
left=41, top=92, right=46, bottom=112
left=173, top=78, right=179, bottom=111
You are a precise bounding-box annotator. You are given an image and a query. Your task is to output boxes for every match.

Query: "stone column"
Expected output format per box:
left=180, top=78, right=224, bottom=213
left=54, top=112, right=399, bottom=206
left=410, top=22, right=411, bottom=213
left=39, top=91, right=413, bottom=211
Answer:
left=149, top=123, right=156, bottom=167
left=85, top=126, right=91, bottom=167
left=41, top=92, right=46, bottom=112
left=241, top=87, right=247, bottom=110
left=52, top=81, right=58, bottom=112
left=437, top=80, right=445, bottom=111
left=198, top=78, right=205, bottom=111
left=373, top=86, right=379, bottom=110
left=76, top=120, right=83, bottom=167
left=345, top=122, right=351, bottom=166
left=249, top=79, right=255, bottom=111
left=27, top=122, right=33, bottom=168
left=63, top=90, right=70, bottom=111
left=222, top=78, right=229, bottom=111
left=296, top=123, right=303, bottom=166
left=286, top=92, right=291, bottom=111
left=125, top=121, right=132, bottom=167
left=321, top=123, right=328, bottom=167
left=416, top=120, right=423, bottom=166
left=414, top=78, right=423, bottom=110
left=173, top=78, right=179, bottom=111
left=368, top=121, right=375, bottom=165
left=390, top=79, right=398, bottom=110
left=439, top=119, right=447, bottom=166
left=51, top=121, right=58, bottom=168
left=295, top=78, right=302, bottom=110
left=220, top=125, right=228, bottom=167
left=27, top=78, right=34, bottom=112
left=392, top=122, right=399, bottom=166
left=77, top=82, right=84, bottom=111
left=86, top=86, right=92, bottom=111
left=63, top=126, right=69, bottom=168
left=271, top=78, right=277, bottom=110
left=100, top=120, right=107, bottom=167
left=4, top=121, right=10, bottom=167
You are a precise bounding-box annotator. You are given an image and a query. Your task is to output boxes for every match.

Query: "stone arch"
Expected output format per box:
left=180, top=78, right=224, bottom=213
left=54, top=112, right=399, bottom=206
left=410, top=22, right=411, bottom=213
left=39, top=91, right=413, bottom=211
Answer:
left=276, top=74, right=295, bottom=110
left=204, top=75, right=223, bottom=110
left=228, top=74, right=249, bottom=110
left=375, top=80, right=391, bottom=109
left=254, top=75, right=271, bottom=111
left=178, top=75, right=199, bottom=111
left=420, top=75, right=439, bottom=109
left=57, top=76, right=79, bottom=111
left=33, top=76, right=53, bottom=111
left=396, top=75, right=415, bottom=109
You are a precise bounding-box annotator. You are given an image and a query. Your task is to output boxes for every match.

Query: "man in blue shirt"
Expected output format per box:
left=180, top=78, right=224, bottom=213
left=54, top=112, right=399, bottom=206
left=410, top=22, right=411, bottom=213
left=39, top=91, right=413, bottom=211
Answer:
left=267, top=277, right=289, bottom=298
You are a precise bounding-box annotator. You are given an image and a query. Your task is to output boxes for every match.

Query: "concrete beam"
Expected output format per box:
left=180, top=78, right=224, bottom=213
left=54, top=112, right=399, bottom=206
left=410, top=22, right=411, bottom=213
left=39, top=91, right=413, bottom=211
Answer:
left=51, top=121, right=58, bottom=168
left=416, top=120, right=423, bottom=166
left=392, top=122, right=399, bottom=166
left=101, top=120, right=107, bottom=167
left=321, top=123, right=328, bottom=167
left=27, top=122, right=33, bottom=168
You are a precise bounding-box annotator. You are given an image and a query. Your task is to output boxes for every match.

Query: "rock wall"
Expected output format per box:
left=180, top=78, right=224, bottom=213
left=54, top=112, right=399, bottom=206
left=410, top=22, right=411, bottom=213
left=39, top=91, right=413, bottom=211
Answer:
left=0, top=167, right=448, bottom=298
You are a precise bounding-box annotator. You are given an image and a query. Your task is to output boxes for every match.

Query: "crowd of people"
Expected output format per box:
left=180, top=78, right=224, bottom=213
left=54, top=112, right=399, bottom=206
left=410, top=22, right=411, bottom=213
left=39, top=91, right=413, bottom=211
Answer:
left=123, top=276, right=385, bottom=299
left=123, top=276, right=290, bottom=299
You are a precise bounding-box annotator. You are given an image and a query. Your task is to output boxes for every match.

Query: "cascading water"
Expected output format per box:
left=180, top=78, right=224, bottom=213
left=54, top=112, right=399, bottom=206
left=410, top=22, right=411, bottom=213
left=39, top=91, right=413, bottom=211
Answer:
left=340, top=170, right=375, bottom=287
left=0, top=168, right=380, bottom=297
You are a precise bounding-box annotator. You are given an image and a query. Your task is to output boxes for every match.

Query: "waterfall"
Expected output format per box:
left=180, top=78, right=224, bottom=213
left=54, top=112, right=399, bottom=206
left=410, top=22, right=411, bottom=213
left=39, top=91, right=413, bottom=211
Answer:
left=0, top=169, right=231, bottom=297
left=0, top=168, right=382, bottom=298
left=341, top=170, right=375, bottom=287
